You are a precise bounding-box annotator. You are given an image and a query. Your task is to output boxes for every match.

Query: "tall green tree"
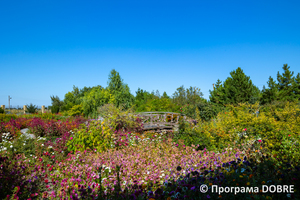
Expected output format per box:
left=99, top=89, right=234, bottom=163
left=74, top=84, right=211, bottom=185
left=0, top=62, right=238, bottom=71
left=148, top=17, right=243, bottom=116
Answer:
left=209, top=79, right=226, bottom=105
left=162, top=91, right=170, bottom=99
left=50, top=95, right=64, bottom=113
left=277, top=64, right=297, bottom=101
left=82, top=86, right=115, bottom=117
left=172, top=86, right=204, bottom=106
left=292, top=73, right=300, bottom=101
left=107, top=69, right=134, bottom=109
left=260, top=76, right=279, bottom=105
left=209, top=67, right=260, bottom=106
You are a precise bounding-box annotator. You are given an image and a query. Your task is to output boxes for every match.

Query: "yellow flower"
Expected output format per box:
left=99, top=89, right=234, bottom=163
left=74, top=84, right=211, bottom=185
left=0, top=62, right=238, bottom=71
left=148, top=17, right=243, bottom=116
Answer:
left=239, top=175, right=243, bottom=178
left=149, top=198, right=155, bottom=200
left=167, top=197, right=171, bottom=200
left=209, top=183, right=213, bottom=186
left=261, top=181, right=265, bottom=184
left=247, top=182, right=250, bottom=186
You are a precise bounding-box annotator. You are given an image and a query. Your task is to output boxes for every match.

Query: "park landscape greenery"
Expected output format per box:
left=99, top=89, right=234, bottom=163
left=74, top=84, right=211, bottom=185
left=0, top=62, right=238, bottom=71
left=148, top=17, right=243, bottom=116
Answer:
left=0, top=64, right=300, bottom=199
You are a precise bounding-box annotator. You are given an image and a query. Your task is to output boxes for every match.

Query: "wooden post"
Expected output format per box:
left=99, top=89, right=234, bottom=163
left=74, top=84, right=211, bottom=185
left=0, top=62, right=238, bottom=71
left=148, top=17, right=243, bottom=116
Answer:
left=1, top=105, right=5, bottom=110
left=42, top=105, right=45, bottom=113
left=23, top=105, right=27, bottom=114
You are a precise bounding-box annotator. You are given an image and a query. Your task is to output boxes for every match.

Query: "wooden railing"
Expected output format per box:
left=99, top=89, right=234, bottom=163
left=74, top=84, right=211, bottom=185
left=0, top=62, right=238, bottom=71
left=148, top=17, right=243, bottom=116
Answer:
left=136, top=112, right=185, bottom=131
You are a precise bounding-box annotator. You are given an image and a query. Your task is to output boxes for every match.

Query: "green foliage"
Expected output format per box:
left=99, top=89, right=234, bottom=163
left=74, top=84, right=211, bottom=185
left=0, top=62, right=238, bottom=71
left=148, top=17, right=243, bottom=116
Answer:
left=196, top=101, right=224, bottom=121
left=67, top=120, right=113, bottom=153
left=67, top=104, right=83, bottom=116
left=50, top=95, right=64, bottom=114
left=26, top=103, right=38, bottom=114
left=172, top=86, right=204, bottom=107
left=260, top=76, right=279, bottom=105
left=174, top=117, right=216, bottom=151
left=0, top=107, right=4, bottom=114
left=261, top=64, right=300, bottom=104
left=82, top=86, right=115, bottom=118
left=98, top=104, right=142, bottom=132
left=1, top=134, right=37, bottom=158
left=0, top=114, right=17, bottom=123
left=210, top=67, right=260, bottom=106
left=140, top=98, right=179, bottom=112
left=107, top=69, right=134, bottom=109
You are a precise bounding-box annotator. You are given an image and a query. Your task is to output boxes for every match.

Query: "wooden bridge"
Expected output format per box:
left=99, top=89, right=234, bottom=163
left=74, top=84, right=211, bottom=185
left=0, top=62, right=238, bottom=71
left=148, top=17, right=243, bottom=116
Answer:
left=136, top=112, right=186, bottom=131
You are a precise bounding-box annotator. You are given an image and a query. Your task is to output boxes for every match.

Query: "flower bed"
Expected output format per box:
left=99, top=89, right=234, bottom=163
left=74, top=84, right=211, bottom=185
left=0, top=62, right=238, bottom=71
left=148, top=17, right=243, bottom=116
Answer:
left=0, top=106, right=300, bottom=199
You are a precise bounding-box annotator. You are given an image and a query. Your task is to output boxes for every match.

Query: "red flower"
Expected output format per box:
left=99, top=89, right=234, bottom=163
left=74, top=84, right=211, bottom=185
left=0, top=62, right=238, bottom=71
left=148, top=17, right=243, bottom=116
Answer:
left=288, top=135, right=291, bottom=137
left=45, top=179, right=48, bottom=184
left=258, top=139, right=262, bottom=143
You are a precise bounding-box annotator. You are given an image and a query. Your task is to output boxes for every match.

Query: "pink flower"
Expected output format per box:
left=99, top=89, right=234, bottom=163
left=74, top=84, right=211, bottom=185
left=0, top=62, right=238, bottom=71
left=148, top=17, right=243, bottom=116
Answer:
left=244, top=128, right=247, bottom=131
left=70, top=137, right=73, bottom=140
left=258, top=139, right=262, bottom=143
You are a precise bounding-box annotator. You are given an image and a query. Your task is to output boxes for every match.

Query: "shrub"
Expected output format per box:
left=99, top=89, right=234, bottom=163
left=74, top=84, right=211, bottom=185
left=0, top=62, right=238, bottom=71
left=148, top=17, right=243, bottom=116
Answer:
left=98, top=104, right=143, bottom=133
left=27, top=117, right=46, bottom=137
left=0, top=114, right=17, bottom=123
left=0, top=107, right=4, bottom=114
left=67, top=120, right=113, bottom=153
left=26, top=103, right=38, bottom=114
left=68, top=104, right=84, bottom=116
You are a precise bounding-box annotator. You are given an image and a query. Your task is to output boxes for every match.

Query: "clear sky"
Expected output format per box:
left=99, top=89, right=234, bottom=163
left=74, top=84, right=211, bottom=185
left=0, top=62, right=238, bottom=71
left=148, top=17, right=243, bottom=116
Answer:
left=1, top=0, right=300, bottom=108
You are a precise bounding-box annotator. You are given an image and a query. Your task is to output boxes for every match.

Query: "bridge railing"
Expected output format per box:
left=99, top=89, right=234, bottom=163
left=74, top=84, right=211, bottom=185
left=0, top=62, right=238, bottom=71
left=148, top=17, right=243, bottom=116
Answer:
left=135, top=112, right=186, bottom=130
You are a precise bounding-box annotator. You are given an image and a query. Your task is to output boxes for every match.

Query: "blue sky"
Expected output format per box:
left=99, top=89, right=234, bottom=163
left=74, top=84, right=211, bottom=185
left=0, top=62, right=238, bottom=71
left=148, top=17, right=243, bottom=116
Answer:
left=0, top=0, right=300, bottom=107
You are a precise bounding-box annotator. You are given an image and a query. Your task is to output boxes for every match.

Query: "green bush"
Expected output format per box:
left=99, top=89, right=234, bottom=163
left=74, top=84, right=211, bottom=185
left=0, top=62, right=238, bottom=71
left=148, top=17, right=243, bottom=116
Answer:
left=173, top=120, right=216, bottom=151
left=26, top=103, right=38, bottom=114
left=0, top=114, right=17, bottom=123
left=66, top=120, right=113, bottom=153
left=68, top=104, right=83, bottom=116
left=0, top=107, right=4, bottom=114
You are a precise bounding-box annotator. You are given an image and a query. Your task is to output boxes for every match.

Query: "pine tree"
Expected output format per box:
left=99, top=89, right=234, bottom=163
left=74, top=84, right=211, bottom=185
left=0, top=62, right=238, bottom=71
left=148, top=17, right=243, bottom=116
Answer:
left=209, top=79, right=225, bottom=105
left=260, top=76, right=279, bottom=105
left=277, top=64, right=296, bottom=101
left=293, top=73, right=300, bottom=101
left=210, top=67, right=259, bottom=106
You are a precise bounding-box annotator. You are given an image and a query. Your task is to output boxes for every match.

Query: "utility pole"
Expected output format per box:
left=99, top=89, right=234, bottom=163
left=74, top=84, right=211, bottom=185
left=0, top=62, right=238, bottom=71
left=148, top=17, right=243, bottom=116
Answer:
left=8, top=95, right=12, bottom=110
left=213, top=83, right=215, bottom=90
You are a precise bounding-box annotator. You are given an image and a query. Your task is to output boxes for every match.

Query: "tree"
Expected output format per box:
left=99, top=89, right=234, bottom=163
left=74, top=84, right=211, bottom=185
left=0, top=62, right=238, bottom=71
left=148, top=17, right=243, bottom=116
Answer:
left=107, top=69, right=134, bottom=109
left=260, top=76, right=279, bottom=105
left=210, top=67, right=260, bottom=106
left=292, top=73, right=300, bottom=101
left=82, top=86, right=115, bottom=118
left=209, top=79, right=226, bottom=105
left=26, top=103, right=38, bottom=114
left=162, top=91, right=170, bottom=99
left=50, top=95, right=64, bottom=113
left=277, top=64, right=297, bottom=101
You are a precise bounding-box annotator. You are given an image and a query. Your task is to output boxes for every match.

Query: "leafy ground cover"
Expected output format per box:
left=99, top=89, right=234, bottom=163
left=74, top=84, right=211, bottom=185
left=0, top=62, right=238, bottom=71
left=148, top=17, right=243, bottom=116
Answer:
left=0, top=103, right=300, bottom=200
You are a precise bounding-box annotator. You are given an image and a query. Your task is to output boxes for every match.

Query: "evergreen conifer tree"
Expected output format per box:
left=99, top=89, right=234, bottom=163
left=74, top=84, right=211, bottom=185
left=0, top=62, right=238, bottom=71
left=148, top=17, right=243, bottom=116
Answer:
left=260, top=76, right=279, bottom=105
left=210, top=67, right=259, bottom=106
left=292, top=73, right=300, bottom=101
left=277, top=64, right=296, bottom=101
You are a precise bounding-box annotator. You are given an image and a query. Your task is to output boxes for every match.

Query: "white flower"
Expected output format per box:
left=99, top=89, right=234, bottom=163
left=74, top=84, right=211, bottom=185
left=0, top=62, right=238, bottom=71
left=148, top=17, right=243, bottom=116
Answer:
left=3, top=147, right=7, bottom=151
left=48, top=146, right=52, bottom=149
left=23, top=143, right=25, bottom=146
left=10, top=145, right=13, bottom=148
left=41, top=144, right=44, bottom=146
